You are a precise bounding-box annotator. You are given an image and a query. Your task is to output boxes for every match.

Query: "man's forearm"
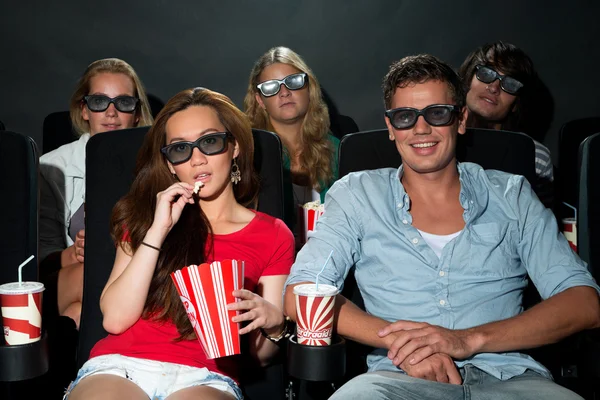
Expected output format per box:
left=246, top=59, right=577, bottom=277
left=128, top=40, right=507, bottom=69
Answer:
left=285, top=282, right=393, bottom=349
left=469, top=286, right=600, bottom=354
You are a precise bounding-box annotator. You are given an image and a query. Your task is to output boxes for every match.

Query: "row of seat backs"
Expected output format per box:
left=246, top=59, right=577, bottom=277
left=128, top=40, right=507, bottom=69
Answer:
left=338, top=127, right=537, bottom=184
left=0, top=131, right=39, bottom=285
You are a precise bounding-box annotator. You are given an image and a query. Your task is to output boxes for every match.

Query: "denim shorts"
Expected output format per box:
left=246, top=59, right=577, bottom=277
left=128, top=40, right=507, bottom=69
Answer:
left=63, top=354, right=242, bottom=400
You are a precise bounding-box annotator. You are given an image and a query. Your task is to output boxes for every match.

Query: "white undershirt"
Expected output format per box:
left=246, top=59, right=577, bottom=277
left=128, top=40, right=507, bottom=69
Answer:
left=416, top=229, right=462, bottom=258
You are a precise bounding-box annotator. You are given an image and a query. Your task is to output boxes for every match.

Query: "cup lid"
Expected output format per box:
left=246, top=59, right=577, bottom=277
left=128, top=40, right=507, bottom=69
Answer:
left=0, top=281, right=45, bottom=295
left=293, top=283, right=339, bottom=297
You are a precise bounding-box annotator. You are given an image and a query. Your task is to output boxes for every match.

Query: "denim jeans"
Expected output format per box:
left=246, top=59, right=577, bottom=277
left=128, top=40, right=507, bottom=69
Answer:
left=329, top=365, right=583, bottom=400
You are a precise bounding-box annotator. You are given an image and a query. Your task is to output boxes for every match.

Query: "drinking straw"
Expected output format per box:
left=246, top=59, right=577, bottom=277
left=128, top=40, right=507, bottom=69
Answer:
left=563, top=202, right=577, bottom=221
left=315, top=250, right=334, bottom=291
left=18, top=255, right=35, bottom=284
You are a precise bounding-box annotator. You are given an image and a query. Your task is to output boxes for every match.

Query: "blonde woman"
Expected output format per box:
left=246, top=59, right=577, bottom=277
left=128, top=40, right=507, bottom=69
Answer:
left=244, top=47, right=339, bottom=210
left=39, top=58, right=153, bottom=327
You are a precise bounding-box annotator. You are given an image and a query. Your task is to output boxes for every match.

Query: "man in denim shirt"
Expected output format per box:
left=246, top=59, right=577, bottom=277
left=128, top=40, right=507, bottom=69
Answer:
left=284, top=55, right=600, bottom=400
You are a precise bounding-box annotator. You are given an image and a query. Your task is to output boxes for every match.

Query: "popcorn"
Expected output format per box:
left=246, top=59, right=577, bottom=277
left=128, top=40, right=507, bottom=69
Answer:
left=302, top=200, right=324, bottom=211
left=194, top=181, right=204, bottom=194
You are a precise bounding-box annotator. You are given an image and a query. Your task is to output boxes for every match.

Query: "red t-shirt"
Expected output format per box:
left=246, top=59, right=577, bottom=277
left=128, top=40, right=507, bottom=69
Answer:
left=89, top=211, right=294, bottom=382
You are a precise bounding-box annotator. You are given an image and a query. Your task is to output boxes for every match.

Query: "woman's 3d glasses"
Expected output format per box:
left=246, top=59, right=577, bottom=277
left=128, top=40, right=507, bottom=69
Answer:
left=256, top=73, right=308, bottom=97
left=385, top=104, right=461, bottom=130
left=83, top=95, right=139, bottom=113
left=161, top=132, right=233, bottom=165
left=475, top=65, right=523, bottom=95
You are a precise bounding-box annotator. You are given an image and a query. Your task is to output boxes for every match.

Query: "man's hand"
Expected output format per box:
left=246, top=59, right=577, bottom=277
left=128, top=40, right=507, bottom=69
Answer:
left=399, top=353, right=462, bottom=384
left=378, top=321, right=479, bottom=367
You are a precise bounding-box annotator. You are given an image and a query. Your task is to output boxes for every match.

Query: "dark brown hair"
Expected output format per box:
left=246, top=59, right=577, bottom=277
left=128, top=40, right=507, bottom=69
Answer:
left=111, top=87, right=259, bottom=340
left=382, top=54, right=466, bottom=110
left=458, top=41, right=538, bottom=133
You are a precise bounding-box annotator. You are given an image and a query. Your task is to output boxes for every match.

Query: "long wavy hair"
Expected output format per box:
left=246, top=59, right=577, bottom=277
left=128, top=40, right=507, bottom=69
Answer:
left=69, top=58, right=154, bottom=136
left=244, top=46, right=334, bottom=190
left=458, top=41, right=538, bottom=135
left=111, top=87, right=259, bottom=340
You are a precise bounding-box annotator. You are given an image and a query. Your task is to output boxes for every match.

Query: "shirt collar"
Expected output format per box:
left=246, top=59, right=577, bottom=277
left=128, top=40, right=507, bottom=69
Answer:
left=392, top=162, right=487, bottom=221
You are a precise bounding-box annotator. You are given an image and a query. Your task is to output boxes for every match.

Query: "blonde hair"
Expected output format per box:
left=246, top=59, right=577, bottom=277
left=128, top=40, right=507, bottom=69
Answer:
left=69, top=58, right=153, bottom=135
left=244, top=47, right=334, bottom=191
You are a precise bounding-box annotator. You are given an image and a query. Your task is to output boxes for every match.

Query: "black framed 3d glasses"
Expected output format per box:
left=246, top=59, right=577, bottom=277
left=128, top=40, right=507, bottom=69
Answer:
left=475, top=65, right=524, bottom=95
left=83, top=95, right=139, bottom=113
left=385, top=104, right=461, bottom=130
left=161, top=132, right=234, bottom=165
left=256, top=73, right=308, bottom=97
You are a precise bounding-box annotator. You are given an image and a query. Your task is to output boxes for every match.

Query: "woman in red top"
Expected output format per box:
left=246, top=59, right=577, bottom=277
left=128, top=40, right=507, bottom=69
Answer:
left=66, top=88, right=295, bottom=400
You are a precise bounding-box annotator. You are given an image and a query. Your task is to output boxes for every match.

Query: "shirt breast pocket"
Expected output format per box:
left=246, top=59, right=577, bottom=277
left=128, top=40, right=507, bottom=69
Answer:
left=468, top=222, right=520, bottom=278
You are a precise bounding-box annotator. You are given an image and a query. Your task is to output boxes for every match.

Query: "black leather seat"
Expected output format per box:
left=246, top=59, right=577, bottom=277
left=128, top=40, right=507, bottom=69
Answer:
left=575, top=132, right=600, bottom=398
left=557, top=117, right=600, bottom=216
left=78, top=126, right=288, bottom=399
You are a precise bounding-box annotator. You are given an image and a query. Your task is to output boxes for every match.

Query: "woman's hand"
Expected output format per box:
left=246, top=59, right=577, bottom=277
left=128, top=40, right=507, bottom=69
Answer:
left=227, top=289, right=285, bottom=335
left=74, top=229, right=85, bottom=263
left=150, top=182, right=195, bottom=237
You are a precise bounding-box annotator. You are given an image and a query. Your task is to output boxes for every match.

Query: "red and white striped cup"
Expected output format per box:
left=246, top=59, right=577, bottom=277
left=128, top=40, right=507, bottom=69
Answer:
left=293, top=283, right=339, bottom=346
left=0, top=282, right=44, bottom=345
left=298, top=202, right=325, bottom=245
left=562, top=218, right=577, bottom=253
left=171, top=260, right=244, bottom=359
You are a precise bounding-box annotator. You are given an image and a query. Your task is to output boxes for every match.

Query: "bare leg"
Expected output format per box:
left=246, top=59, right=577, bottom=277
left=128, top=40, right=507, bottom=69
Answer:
left=68, top=374, right=148, bottom=400
left=62, top=301, right=82, bottom=328
left=57, top=262, right=83, bottom=327
left=166, top=385, right=236, bottom=400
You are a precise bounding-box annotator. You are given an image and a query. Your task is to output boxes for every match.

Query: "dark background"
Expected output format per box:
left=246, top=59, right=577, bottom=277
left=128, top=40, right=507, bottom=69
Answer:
left=1, top=1, right=598, bottom=160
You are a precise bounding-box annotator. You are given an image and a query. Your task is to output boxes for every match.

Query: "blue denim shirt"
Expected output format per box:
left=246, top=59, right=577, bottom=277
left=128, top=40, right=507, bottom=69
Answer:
left=285, top=162, right=599, bottom=380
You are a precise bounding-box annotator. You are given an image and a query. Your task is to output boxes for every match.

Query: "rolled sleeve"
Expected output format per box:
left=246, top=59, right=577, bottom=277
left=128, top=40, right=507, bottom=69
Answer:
left=513, top=175, right=600, bottom=298
left=285, top=178, right=363, bottom=294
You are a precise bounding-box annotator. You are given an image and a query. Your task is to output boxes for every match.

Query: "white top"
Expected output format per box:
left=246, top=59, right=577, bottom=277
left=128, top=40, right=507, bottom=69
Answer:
left=39, top=134, right=90, bottom=261
left=416, top=229, right=462, bottom=259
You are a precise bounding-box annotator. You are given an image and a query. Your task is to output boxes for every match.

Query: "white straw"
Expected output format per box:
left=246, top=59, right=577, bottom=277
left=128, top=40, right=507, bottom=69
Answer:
left=563, top=202, right=577, bottom=221
left=315, top=250, right=334, bottom=291
left=18, top=255, right=35, bottom=284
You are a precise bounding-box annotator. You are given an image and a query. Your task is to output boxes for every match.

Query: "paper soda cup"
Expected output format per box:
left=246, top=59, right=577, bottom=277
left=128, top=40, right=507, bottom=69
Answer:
left=293, top=283, right=339, bottom=346
left=171, top=260, right=244, bottom=359
left=562, top=218, right=577, bottom=253
left=298, top=201, right=325, bottom=245
left=0, top=282, right=44, bottom=345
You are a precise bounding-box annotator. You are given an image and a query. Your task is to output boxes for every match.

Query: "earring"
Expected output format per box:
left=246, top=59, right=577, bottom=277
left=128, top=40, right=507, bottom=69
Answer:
left=230, top=158, right=241, bottom=185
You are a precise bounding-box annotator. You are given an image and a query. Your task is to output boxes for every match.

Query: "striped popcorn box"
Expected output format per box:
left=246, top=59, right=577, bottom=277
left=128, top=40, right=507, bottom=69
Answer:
left=171, top=260, right=244, bottom=359
left=0, top=282, right=44, bottom=345
left=562, top=218, right=577, bottom=253
left=293, top=283, right=339, bottom=346
left=299, top=201, right=325, bottom=245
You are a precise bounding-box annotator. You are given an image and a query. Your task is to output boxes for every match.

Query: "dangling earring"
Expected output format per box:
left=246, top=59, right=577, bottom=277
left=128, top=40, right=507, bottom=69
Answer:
left=230, top=158, right=241, bottom=185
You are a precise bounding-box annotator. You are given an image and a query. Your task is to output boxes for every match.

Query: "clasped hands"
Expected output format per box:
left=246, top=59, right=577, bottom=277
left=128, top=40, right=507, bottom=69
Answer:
left=377, top=320, right=478, bottom=385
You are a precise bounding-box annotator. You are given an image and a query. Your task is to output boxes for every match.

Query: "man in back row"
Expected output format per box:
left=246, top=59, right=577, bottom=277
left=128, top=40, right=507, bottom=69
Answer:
left=460, top=41, right=554, bottom=208
left=284, top=54, right=599, bottom=399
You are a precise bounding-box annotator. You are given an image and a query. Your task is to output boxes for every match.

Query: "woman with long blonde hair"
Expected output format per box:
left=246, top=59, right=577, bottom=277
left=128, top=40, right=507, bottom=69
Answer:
left=244, top=47, right=339, bottom=210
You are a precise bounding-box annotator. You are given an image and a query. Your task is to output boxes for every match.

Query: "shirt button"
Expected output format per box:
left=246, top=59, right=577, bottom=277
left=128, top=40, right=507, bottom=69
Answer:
left=402, top=219, right=408, bottom=224
left=439, top=270, right=445, bottom=277
left=439, top=299, right=446, bottom=306
left=397, top=203, right=402, bottom=208
left=412, top=238, right=419, bottom=244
